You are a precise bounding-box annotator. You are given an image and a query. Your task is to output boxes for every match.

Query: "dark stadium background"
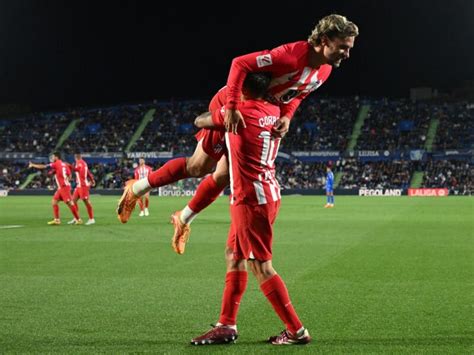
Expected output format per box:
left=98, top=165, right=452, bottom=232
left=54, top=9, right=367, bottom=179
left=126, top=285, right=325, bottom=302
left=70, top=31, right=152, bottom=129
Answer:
left=0, top=0, right=472, bottom=110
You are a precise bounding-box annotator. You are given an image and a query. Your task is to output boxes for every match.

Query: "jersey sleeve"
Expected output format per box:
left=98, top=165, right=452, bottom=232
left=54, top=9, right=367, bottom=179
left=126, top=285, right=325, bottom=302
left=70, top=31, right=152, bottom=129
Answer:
left=226, top=44, right=298, bottom=110
left=87, top=170, right=95, bottom=181
left=280, top=96, right=303, bottom=119
left=134, top=169, right=139, bottom=180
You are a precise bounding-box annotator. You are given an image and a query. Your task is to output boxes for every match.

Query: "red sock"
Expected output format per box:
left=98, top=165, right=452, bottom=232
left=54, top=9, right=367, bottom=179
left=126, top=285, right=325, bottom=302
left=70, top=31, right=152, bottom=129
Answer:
left=85, top=202, right=94, bottom=219
left=260, top=274, right=303, bottom=334
left=147, top=157, right=189, bottom=188
left=218, top=271, right=248, bottom=325
left=145, top=197, right=149, bottom=208
left=68, top=204, right=80, bottom=220
left=53, top=205, right=59, bottom=219
left=188, top=175, right=224, bottom=213
left=137, top=198, right=144, bottom=211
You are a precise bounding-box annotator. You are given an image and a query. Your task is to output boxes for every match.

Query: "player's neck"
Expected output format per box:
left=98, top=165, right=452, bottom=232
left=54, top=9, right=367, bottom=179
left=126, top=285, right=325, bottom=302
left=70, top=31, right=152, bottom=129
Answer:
left=308, top=45, right=326, bottom=68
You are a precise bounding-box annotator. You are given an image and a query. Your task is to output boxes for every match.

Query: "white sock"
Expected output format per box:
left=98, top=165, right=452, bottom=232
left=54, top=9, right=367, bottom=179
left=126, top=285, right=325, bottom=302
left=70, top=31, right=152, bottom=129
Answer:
left=215, top=322, right=237, bottom=330
left=180, top=205, right=198, bottom=224
left=132, top=178, right=151, bottom=196
left=295, top=327, right=305, bottom=337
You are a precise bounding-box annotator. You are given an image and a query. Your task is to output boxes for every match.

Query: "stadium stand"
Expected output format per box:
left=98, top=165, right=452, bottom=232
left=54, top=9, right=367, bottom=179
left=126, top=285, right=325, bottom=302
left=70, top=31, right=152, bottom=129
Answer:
left=337, top=158, right=415, bottom=189
left=0, top=97, right=472, bottom=194
left=0, top=112, right=70, bottom=152
left=356, top=98, right=433, bottom=150
left=282, top=97, right=360, bottom=151
left=433, top=102, right=473, bottom=150
left=62, top=104, right=154, bottom=153
left=421, top=159, right=473, bottom=195
left=135, top=101, right=207, bottom=154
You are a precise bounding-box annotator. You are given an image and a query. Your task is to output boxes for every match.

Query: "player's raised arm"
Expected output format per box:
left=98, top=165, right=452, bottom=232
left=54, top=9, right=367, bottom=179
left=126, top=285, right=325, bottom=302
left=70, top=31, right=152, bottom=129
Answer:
left=226, top=47, right=295, bottom=110
left=225, top=46, right=296, bottom=133
left=28, top=162, right=47, bottom=169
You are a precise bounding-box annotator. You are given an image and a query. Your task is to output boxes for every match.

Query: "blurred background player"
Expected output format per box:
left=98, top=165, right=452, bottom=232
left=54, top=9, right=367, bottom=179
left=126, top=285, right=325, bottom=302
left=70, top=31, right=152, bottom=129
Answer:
left=28, top=152, right=83, bottom=225
left=324, top=163, right=334, bottom=208
left=68, top=153, right=96, bottom=225
left=191, top=72, right=310, bottom=346
left=134, top=158, right=152, bottom=216
left=117, top=14, right=358, bottom=236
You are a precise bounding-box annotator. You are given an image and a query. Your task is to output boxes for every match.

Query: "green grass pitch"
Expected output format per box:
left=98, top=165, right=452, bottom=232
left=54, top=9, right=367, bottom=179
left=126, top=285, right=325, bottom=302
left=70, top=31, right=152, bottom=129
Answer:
left=1, top=195, right=473, bottom=353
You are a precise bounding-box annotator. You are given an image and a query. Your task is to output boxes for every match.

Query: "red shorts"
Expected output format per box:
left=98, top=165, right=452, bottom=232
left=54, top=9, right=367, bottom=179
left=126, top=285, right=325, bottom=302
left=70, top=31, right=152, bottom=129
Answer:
left=227, top=201, right=281, bottom=261
left=73, top=186, right=90, bottom=200
left=53, top=186, right=73, bottom=203
left=195, top=129, right=226, bottom=161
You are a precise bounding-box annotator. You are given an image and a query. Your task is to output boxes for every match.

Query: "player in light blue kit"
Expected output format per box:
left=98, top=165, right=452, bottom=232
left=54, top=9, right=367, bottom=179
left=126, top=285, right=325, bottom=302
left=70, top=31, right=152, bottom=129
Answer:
left=324, top=163, right=334, bottom=208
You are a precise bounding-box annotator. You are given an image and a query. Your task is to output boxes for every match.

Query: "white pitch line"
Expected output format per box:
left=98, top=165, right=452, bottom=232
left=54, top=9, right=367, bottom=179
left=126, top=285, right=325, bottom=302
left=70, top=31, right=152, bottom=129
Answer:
left=0, top=225, right=25, bottom=229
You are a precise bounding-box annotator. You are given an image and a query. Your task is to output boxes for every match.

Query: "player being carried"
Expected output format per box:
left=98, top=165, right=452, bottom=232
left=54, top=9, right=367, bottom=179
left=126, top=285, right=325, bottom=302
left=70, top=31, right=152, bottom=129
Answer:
left=190, top=72, right=311, bottom=346
left=117, top=14, right=358, bottom=253
left=134, top=158, right=153, bottom=217
left=29, top=152, right=83, bottom=225
left=67, top=152, right=96, bottom=225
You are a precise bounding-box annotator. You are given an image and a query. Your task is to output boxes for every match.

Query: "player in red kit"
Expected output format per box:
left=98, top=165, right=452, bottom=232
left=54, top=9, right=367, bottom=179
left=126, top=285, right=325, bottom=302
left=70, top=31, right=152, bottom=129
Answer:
left=134, top=158, right=153, bottom=217
left=191, top=73, right=310, bottom=346
left=29, top=152, right=83, bottom=225
left=117, top=15, right=358, bottom=251
left=68, top=153, right=96, bottom=225
left=170, top=14, right=358, bottom=253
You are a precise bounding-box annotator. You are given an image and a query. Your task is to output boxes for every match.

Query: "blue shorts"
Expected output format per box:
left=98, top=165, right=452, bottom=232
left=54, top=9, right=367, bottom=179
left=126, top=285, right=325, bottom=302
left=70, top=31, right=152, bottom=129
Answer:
left=326, top=188, right=333, bottom=193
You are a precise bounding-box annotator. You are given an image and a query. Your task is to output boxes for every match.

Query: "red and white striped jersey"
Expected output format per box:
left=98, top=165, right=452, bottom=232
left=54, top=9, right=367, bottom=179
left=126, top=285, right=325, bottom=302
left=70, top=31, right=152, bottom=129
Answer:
left=220, top=99, right=281, bottom=206
left=48, top=159, right=71, bottom=188
left=72, top=159, right=93, bottom=187
left=134, top=165, right=152, bottom=180
left=226, top=41, right=333, bottom=119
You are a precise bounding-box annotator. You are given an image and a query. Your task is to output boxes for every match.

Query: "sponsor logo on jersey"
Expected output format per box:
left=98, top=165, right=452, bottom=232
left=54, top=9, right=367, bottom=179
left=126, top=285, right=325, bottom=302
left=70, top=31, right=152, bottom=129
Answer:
left=256, top=54, right=272, bottom=68
left=214, top=143, right=223, bottom=154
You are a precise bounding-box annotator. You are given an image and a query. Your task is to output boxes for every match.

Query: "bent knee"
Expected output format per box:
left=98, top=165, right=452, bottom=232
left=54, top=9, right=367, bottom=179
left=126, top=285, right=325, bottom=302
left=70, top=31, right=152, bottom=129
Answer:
left=213, top=172, right=230, bottom=187
left=186, top=160, right=212, bottom=177
left=248, top=260, right=276, bottom=281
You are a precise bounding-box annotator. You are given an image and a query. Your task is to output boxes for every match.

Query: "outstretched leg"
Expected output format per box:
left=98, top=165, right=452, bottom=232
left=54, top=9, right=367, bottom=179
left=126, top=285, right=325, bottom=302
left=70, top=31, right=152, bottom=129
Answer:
left=117, top=141, right=217, bottom=223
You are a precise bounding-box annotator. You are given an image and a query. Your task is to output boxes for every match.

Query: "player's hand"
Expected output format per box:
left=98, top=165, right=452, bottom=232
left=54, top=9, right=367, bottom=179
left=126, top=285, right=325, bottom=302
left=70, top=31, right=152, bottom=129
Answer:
left=272, top=116, right=291, bottom=138
left=224, top=109, right=246, bottom=134
left=91, top=180, right=96, bottom=187
left=28, top=161, right=33, bottom=168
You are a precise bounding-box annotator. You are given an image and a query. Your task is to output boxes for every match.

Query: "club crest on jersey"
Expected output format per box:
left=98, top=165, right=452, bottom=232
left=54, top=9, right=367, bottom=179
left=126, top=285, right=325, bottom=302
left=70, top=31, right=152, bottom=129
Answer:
left=256, top=54, right=272, bottom=68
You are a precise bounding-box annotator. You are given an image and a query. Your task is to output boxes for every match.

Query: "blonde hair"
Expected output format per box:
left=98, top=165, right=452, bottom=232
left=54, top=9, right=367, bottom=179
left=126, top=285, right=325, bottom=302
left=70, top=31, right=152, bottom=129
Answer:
left=308, top=14, right=359, bottom=46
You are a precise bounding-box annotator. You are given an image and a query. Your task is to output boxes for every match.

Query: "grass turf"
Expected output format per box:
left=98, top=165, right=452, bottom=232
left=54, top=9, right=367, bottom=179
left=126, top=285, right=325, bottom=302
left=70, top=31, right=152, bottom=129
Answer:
left=0, top=195, right=473, bottom=353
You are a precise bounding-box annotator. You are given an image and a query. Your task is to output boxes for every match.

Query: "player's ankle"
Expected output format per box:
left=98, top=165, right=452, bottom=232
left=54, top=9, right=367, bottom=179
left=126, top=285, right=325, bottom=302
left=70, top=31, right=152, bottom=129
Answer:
left=216, top=322, right=237, bottom=330
left=181, top=205, right=197, bottom=224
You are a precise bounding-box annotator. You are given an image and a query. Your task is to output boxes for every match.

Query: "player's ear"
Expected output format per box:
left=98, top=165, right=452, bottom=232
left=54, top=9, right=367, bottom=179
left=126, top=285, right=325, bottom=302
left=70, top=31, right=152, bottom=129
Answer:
left=320, top=35, right=330, bottom=47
